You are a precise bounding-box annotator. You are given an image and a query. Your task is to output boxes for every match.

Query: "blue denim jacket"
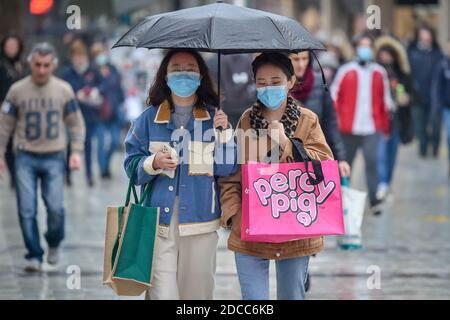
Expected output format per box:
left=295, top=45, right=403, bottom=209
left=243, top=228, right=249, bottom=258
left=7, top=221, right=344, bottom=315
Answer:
left=124, top=100, right=237, bottom=236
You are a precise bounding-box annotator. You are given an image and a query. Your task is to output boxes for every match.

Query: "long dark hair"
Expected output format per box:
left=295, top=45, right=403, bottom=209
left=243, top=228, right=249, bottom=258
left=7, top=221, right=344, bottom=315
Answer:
left=147, top=49, right=219, bottom=110
left=411, top=25, right=440, bottom=50
left=377, top=45, right=402, bottom=75
left=252, top=52, right=294, bottom=80
left=0, top=33, right=24, bottom=63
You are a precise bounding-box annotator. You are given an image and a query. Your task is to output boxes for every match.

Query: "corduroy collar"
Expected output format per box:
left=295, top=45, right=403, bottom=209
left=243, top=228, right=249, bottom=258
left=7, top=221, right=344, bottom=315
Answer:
left=154, top=100, right=211, bottom=124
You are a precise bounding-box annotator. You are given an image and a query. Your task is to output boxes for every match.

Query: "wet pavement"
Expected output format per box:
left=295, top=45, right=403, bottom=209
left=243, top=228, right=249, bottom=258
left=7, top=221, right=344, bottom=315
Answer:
left=0, top=141, right=449, bottom=300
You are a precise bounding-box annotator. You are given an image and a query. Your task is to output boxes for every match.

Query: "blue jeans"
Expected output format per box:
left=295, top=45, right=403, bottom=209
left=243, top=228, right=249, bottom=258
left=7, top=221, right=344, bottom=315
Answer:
left=377, top=129, right=400, bottom=186
left=444, top=109, right=450, bottom=162
left=97, top=121, right=121, bottom=175
left=15, top=151, right=66, bottom=262
left=342, top=133, right=380, bottom=206
left=235, top=253, right=310, bottom=300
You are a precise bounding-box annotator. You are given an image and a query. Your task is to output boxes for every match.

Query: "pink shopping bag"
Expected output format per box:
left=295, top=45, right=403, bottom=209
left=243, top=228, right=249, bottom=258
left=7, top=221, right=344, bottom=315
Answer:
left=241, top=159, right=344, bottom=243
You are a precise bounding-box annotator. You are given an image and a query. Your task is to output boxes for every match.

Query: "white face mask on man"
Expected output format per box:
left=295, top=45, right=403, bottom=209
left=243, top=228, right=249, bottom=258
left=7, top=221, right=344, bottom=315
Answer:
left=74, top=62, right=89, bottom=75
left=356, top=46, right=373, bottom=62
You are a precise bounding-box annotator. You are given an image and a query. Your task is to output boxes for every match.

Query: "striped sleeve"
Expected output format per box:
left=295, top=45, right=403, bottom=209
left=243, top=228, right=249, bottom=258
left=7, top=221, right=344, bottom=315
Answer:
left=64, top=97, right=86, bottom=153
left=0, top=98, right=18, bottom=157
left=1, top=100, right=18, bottom=118
left=63, top=98, right=80, bottom=118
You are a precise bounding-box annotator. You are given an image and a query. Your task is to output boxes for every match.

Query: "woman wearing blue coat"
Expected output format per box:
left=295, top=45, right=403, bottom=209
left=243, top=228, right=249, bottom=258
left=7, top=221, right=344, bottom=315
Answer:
left=124, top=49, right=237, bottom=300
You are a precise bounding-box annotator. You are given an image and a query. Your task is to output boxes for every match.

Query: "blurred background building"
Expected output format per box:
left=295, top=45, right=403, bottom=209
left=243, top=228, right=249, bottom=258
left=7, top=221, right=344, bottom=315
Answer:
left=0, top=0, right=448, bottom=48
left=0, top=0, right=446, bottom=116
left=1, top=0, right=447, bottom=122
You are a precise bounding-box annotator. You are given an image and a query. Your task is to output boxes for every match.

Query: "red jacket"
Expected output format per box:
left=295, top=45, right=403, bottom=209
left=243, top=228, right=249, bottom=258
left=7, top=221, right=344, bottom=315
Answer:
left=330, top=61, right=393, bottom=135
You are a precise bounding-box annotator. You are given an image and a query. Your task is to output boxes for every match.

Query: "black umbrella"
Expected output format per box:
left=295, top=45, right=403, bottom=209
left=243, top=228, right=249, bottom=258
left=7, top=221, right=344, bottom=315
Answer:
left=113, top=1, right=327, bottom=111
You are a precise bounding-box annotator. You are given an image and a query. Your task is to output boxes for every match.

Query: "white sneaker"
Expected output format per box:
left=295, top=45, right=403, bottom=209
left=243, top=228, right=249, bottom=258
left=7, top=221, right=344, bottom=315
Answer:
left=47, top=247, right=60, bottom=265
left=376, top=184, right=390, bottom=202
left=24, top=258, right=42, bottom=272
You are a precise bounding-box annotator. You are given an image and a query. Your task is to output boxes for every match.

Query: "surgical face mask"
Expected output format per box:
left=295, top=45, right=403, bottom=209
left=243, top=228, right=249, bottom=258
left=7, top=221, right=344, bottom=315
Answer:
left=167, top=71, right=201, bottom=98
left=74, top=62, right=89, bottom=75
left=357, top=46, right=373, bottom=62
left=256, top=85, right=287, bottom=110
left=95, top=53, right=108, bottom=66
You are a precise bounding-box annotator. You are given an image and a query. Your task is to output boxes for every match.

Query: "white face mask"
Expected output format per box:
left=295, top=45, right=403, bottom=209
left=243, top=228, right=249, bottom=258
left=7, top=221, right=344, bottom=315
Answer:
left=74, top=62, right=89, bottom=75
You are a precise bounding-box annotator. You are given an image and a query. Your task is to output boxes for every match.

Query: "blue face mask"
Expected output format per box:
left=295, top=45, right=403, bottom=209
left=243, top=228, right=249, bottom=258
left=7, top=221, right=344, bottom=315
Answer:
left=95, top=53, right=108, bottom=66
left=167, top=72, right=201, bottom=98
left=357, top=46, right=373, bottom=62
left=257, top=85, right=287, bottom=110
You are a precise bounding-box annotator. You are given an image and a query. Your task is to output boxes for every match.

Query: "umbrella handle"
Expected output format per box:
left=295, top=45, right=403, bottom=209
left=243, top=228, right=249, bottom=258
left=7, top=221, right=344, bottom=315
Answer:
left=216, top=50, right=223, bottom=131
left=311, top=51, right=329, bottom=92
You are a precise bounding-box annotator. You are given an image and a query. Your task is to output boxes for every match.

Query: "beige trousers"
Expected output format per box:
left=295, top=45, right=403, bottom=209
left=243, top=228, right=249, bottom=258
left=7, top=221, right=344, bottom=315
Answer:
left=145, top=197, right=219, bottom=300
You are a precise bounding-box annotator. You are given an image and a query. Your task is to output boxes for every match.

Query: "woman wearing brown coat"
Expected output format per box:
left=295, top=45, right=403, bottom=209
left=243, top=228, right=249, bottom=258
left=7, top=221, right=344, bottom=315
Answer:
left=219, top=52, right=333, bottom=300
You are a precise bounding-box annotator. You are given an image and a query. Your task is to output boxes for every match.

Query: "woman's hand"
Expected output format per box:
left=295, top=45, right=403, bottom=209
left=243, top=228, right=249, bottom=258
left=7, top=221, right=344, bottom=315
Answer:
left=100, top=65, right=110, bottom=78
left=268, top=120, right=288, bottom=150
left=153, top=151, right=178, bottom=171
left=76, top=87, right=103, bottom=107
left=338, top=160, right=351, bottom=177
left=213, top=108, right=229, bottom=129
left=397, top=92, right=410, bottom=107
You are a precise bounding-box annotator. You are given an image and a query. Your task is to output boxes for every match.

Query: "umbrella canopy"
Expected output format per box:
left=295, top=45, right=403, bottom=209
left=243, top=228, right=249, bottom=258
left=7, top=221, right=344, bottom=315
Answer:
left=112, top=1, right=325, bottom=53
left=113, top=1, right=328, bottom=117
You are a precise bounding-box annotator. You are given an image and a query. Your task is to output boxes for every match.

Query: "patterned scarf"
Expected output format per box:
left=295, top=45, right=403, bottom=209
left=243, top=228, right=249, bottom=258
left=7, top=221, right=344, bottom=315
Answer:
left=249, top=95, right=301, bottom=138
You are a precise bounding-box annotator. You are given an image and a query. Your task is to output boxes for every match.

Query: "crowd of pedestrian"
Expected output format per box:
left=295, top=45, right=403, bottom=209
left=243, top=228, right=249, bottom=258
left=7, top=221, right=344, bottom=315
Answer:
left=0, top=20, right=449, bottom=300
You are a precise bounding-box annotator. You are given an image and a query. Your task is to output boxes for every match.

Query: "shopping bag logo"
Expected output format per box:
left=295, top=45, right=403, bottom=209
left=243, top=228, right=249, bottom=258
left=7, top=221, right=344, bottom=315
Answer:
left=252, top=168, right=336, bottom=227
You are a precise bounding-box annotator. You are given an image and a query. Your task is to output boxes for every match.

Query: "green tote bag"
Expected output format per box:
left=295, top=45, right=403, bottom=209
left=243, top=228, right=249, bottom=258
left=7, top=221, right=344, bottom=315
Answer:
left=103, top=157, right=160, bottom=296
